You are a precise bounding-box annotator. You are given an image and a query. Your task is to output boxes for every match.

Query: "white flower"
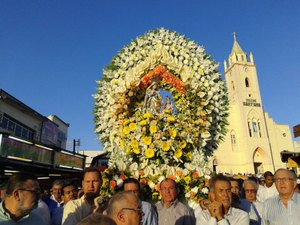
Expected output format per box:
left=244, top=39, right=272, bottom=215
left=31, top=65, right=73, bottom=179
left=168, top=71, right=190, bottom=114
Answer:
left=158, top=176, right=165, bottom=183
left=201, top=187, right=209, bottom=194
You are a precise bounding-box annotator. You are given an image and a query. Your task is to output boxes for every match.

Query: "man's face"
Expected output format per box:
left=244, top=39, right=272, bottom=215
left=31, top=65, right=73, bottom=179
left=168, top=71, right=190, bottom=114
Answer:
left=123, top=183, right=140, bottom=198
left=244, top=182, right=257, bottom=202
left=160, top=180, right=178, bottom=204
left=17, top=179, right=40, bottom=216
left=82, top=172, right=102, bottom=198
left=213, top=180, right=232, bottom=209
left=274, top=170, right=297, bottom=196
left=52, top=184, right=63, bottom=201
left=62, top=185, right=77, bottom=204
left=121, top=194, right=143, bottom=225
left=230, top=180, right=239, bottom=195
left=265, top=176, right=274, bottom=187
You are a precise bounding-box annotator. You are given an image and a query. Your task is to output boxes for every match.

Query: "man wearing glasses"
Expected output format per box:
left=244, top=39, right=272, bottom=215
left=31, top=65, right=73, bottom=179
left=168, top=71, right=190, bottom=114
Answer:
left=242, top=179, right=263, bottom=225
left=106, top=191, right=143, bottom=225
left=122, top=178, right=158, bottom=225
left=262, top=168, right=300, bottom=225
left=0, top=173, right=45, bottom=224
left=62, top=168, right=102, bottom=225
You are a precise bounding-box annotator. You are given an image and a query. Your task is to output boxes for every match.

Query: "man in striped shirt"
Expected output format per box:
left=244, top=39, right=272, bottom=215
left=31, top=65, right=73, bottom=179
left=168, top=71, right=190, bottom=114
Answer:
left=262, top=168, right=300, bottom=225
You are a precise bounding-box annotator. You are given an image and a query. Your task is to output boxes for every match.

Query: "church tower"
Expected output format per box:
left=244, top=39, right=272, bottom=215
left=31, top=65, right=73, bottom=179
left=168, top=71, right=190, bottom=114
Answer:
left=214, top=34, right=293, bottom=174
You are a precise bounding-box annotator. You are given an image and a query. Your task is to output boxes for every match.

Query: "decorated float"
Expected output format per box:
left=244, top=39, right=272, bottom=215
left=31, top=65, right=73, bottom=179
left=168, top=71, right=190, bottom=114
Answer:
left=93, top=28, right=228, bottom=205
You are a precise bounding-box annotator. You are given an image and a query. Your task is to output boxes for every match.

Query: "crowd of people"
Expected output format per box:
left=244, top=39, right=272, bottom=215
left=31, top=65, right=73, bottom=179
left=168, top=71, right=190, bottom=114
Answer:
left=0, top=167, right=299, bottom=225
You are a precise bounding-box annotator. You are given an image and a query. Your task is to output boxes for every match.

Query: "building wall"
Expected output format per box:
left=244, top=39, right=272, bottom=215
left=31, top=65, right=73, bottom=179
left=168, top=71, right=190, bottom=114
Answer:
left=0, top=100, right=43, bottom=141
left=0, top=89, right=69, bottom=149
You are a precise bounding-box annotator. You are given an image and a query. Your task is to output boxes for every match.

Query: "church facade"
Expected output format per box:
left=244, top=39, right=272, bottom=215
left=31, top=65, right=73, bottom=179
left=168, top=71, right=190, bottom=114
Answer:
left=213, top=35, right=295, bottom=174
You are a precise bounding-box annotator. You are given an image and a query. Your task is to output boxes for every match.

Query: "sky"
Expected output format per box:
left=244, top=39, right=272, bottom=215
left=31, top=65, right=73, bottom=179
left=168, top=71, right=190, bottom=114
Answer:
left=1, top=0, right=300, bottom=151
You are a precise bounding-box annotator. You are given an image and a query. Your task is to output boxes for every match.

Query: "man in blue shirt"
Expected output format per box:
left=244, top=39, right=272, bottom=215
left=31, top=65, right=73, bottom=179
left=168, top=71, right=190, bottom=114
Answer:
left=51, top=182, right=77, bottom=225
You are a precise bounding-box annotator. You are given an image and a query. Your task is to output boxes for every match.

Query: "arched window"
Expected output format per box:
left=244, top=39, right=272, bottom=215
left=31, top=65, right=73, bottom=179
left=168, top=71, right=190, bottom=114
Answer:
left=245, top=77, right=250, bottom=87
left=230, top=131, right=236, bottom=145
left=248, top=121, right=252, bottom=137
left=258, top=121, right=262, bottom=137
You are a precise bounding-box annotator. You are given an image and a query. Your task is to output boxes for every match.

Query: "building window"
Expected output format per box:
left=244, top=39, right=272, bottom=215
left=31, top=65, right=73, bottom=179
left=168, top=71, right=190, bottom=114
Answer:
left=252, top=122, right=257, bottom=133
left=248, top=121, right=252, bottom=137
left=231, top=133, right=236, bottom=145
left=258, top=121, right=262, bottom=137
left=231, top=81, right=235, bottom=91
left=245, top=77, right=250, bottom=87
left=0, top=114, right=35, bottom=141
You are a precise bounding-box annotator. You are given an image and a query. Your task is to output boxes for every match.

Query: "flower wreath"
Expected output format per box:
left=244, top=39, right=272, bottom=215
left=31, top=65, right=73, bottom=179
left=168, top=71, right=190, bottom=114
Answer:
left=94, top=28, right=228, bottom=204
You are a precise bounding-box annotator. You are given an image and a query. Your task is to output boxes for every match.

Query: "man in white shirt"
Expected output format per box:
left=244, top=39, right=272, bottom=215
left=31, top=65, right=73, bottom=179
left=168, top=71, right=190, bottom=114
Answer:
left=196, top=174, right=249, bottom=225
left=62, top=168, right=102, bottom=225
left=262, top=168, right=300, bottom=225
left=243, top=179, right=263, bottom=225
left=257, top=171, right=278, bottom=203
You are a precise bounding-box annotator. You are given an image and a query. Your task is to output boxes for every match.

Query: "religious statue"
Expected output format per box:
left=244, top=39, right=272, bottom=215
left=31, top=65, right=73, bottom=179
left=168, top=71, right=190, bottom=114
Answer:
left=144, top=81, right=163, bottom=114
left=164, top=96, right=174, bottom=112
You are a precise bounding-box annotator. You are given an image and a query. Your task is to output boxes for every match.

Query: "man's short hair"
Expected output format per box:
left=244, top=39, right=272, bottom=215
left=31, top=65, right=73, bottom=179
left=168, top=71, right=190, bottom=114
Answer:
left=274, top=168, right=297, bottom=180
left=83, top=167, right=102, bottom=181
left=122, top=178, right=140, bottom=190
left=159, top=178, right=177, bottom=189
left=264, top=171, right=274, bottom=178
left=52, top=179, right=64, bottom=187
left=77, top=213, right=116, bottom=225
left=61, top=181, right=76, bottom=196
left=243, top=179, right=258, bottom=190
left=6, top=173, right=37, bottom=196
left=106, top=191, right=137, bottom=217
left=211, top=174, right=231, bottom=189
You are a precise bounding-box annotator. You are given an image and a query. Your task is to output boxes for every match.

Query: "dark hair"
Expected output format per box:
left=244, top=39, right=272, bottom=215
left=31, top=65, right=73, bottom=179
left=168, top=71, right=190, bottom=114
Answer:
left=264, top=171, right=274, bottom=178
left=6, top=173, right=37, bottom=196
left=77, top=213, right=116, bottom=225
left=61, top=181, right=76, bottom=196
left=122, top=178, right=140, bottom=190
left=83, top=168, right=102, bottom=181
left=211, top=173, right=231, bottom=189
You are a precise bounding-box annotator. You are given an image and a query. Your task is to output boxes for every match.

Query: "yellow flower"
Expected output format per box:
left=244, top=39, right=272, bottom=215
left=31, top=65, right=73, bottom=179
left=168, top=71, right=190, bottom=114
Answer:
left=129, top=122, right=137, bottom=131
left=120, top=139, right=125, bottom=148
left=143, top=113, right=151, bottom=119
left=122, top=126, right=130, bottom=135
left=167, top=116, right=175, bottom=122
left=133, top=147, right=140, bottom=154
left=125, top=146, right=131, bottom=154
left=123, top=119, right=130, bottom=125
left=142, top=136, right=152, bottom=145
left=180, top=140, right=187, bottom=149
left=130, top=139, right=139, bottom=148
left=139, top=120, right=147, bottom=126
left=162, top=141, right=170, bottom=151
left=150, top=125, right=158, bottom=134
left=186, top=152, right=192, bottom=160
left=169, top=128, right=177, bottom=138
left=175, top=149, right=183, bottom=158
left=163, top=109, right=171, bottom=114
left=184, top=176, right=191, bottom=184
left=145, top=148, right=155, bottom=158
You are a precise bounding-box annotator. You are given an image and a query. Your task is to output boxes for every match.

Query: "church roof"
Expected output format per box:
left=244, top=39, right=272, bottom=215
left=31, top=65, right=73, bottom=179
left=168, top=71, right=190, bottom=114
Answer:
left=230, top=33, right=245, bottom=56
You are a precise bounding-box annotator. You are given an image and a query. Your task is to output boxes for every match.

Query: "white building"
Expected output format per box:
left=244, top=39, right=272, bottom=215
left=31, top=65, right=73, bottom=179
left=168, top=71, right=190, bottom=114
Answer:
left=214, top=35, right=295, bottom=174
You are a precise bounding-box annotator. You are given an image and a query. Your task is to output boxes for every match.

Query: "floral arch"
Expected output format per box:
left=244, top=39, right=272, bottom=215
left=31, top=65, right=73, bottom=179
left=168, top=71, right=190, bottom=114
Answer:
left=93, top=28, right=228, bottom=204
